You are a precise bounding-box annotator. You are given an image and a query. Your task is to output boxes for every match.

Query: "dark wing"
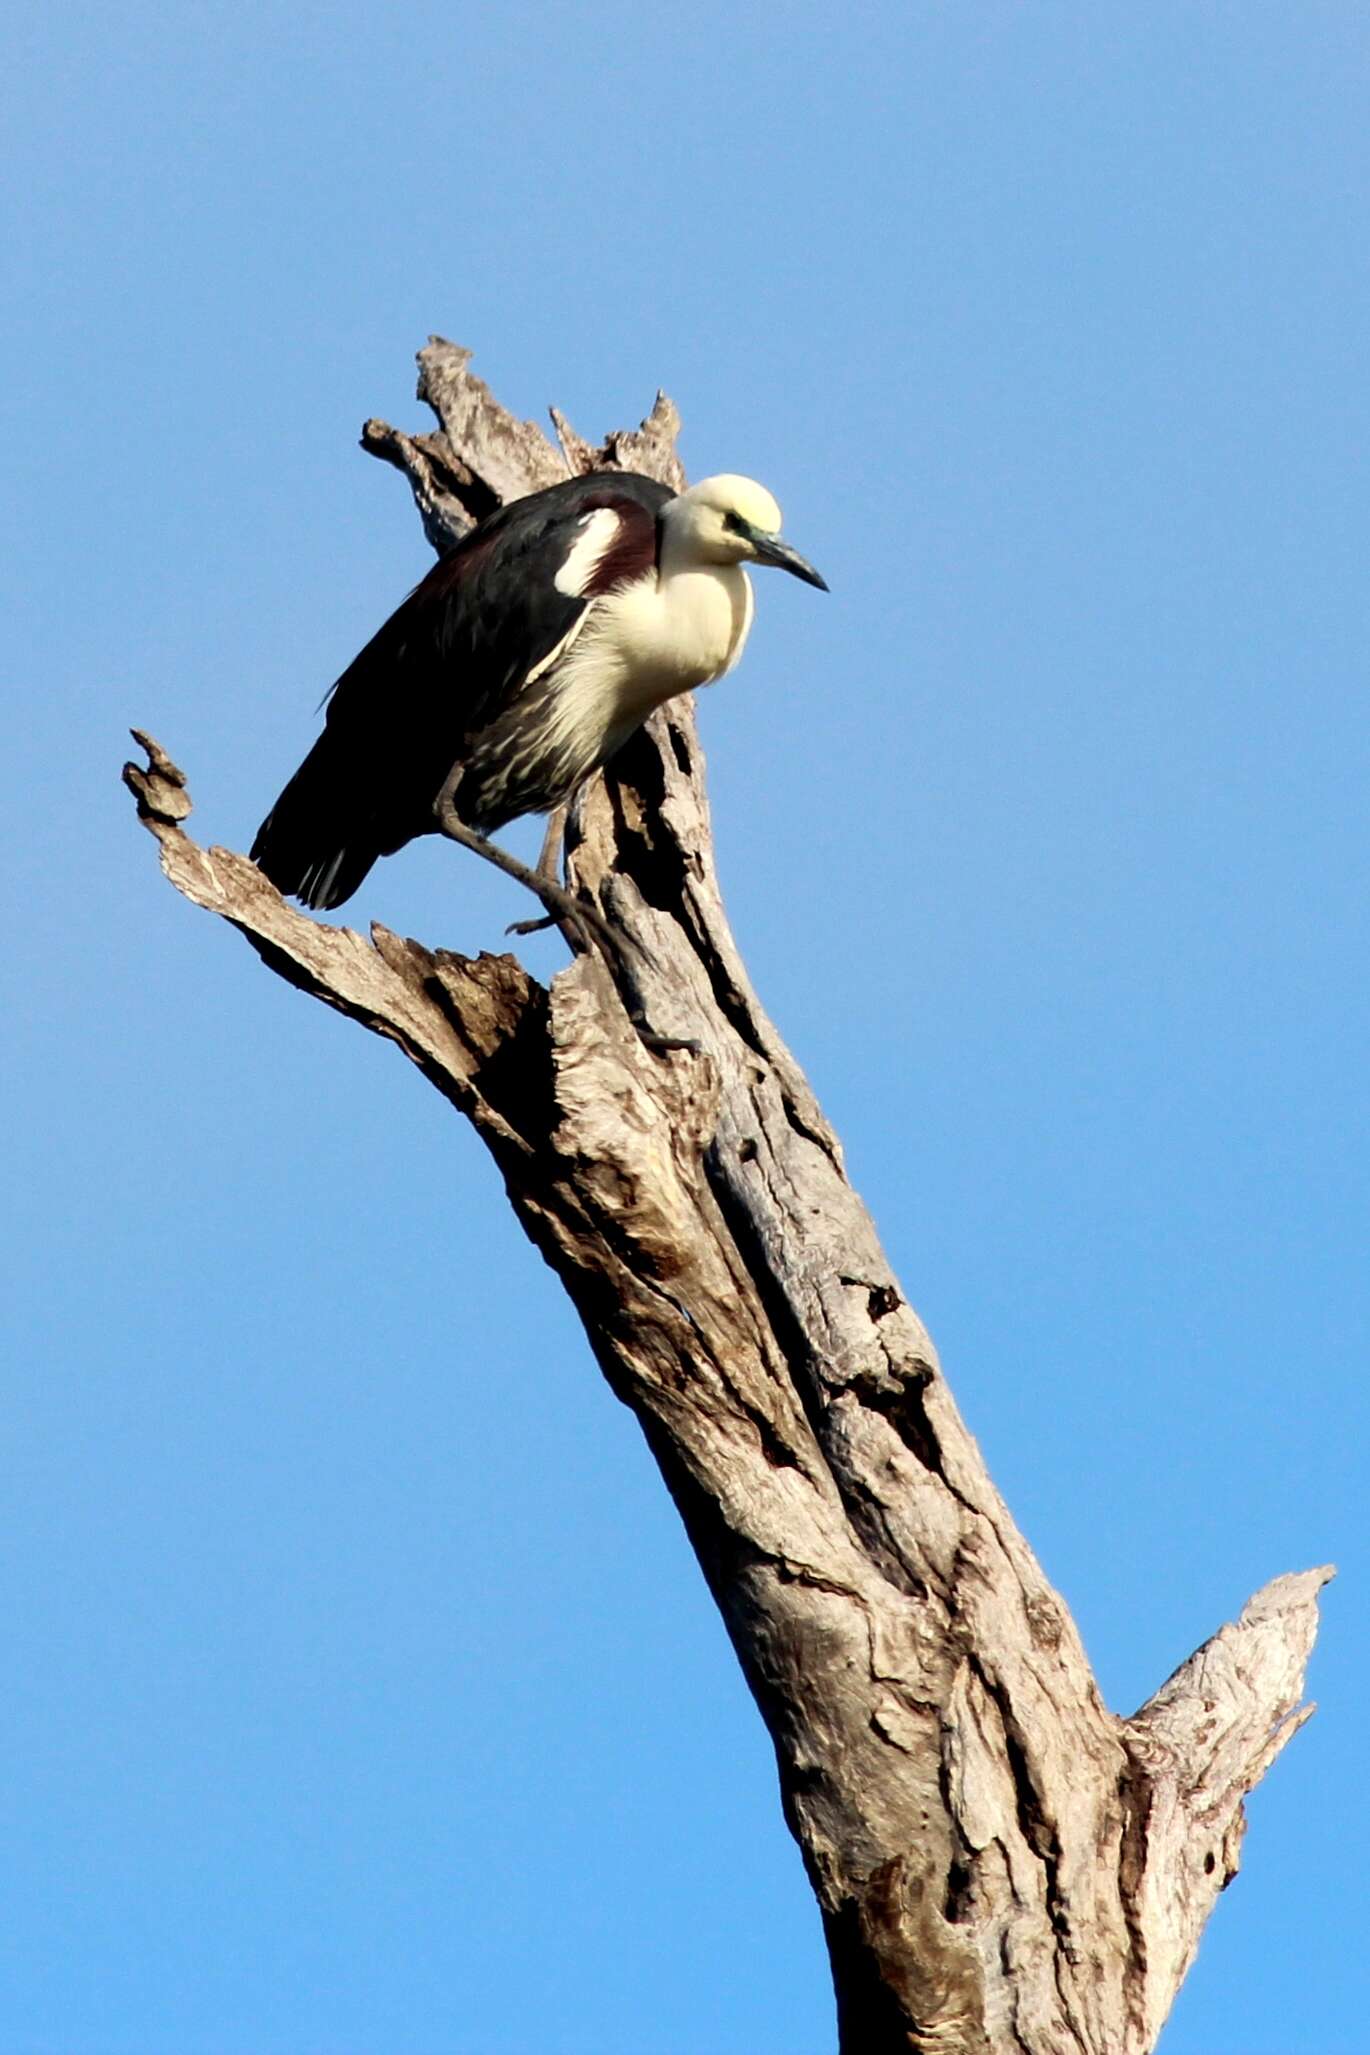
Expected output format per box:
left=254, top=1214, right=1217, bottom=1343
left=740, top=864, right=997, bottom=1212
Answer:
left=251, top=472, right=671, bottom=909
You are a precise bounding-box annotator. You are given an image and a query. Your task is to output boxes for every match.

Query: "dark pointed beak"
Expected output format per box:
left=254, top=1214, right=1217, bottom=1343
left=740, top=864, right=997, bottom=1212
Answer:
left=750, top=533, right=829, bottom=591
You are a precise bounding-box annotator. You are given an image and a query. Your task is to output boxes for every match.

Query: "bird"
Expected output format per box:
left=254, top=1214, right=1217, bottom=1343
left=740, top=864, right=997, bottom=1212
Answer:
left=250, top=469, right=827, bottom=913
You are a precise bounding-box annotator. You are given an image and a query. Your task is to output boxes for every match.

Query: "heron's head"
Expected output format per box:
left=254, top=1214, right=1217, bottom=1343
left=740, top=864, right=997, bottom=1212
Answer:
left=663, top=475, right=828, bottom=590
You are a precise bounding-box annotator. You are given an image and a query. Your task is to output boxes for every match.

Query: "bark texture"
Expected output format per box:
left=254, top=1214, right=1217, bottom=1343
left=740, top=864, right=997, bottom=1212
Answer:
left=124, top=338, right=1329, bottom=2055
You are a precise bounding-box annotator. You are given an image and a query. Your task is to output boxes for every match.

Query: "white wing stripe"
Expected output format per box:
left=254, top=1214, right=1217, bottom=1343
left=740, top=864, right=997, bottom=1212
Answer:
left=553, top=507, right=621, bottom=597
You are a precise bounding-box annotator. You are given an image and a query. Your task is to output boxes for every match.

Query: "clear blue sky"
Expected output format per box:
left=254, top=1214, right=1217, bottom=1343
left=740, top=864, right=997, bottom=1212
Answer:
left=5, top=5, right=1366, bottom=2050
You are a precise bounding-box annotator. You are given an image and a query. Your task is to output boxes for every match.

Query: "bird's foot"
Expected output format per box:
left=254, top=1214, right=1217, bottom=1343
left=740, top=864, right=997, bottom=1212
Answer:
left=434, top=801, right=605, bottom=954
left=557, top=897, right=623, bottom=961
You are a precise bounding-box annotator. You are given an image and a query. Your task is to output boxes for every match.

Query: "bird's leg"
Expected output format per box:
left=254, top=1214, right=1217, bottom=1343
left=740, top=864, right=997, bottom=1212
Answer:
left=506, top=803, right=569, bottom=937
left=432, top=777, right=697, bottom=1057
left=432, top=776, right=617, bottom=958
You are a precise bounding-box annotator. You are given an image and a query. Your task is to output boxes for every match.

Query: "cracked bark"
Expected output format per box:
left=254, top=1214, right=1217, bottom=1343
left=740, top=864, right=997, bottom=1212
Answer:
left=124, top=338, right=1330, bottom=2055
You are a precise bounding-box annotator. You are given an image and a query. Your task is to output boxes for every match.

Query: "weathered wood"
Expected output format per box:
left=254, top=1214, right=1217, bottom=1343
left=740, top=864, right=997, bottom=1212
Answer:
left=123, top=338, right=1330, bottom=2054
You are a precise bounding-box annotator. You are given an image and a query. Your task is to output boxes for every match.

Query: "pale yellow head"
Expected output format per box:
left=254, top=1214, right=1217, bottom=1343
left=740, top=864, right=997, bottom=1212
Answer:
left=661, top=475, right=827, bottom=588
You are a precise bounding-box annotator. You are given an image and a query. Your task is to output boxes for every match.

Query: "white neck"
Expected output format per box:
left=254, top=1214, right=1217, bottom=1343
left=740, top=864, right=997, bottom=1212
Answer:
left=499, top=549, right=756, bottom=816
left=643, top=553, right=754, bottom=693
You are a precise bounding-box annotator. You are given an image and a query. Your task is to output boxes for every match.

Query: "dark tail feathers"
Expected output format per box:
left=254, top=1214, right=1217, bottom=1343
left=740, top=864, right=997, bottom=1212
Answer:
left=250, top=730, right=383, bottom=911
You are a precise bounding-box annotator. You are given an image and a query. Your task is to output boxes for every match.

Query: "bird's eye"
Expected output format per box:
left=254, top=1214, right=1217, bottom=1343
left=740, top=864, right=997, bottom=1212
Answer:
left=723, top=510, right=749, bottom=536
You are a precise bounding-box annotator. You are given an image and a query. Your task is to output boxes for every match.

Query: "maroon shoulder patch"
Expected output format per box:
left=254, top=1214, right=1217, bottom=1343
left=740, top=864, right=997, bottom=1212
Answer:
left=581, top=495, right=659, bottom=597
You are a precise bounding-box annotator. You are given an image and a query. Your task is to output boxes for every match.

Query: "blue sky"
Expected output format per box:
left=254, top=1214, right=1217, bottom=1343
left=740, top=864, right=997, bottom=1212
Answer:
left=5, top=4, right=1367, bottom=2049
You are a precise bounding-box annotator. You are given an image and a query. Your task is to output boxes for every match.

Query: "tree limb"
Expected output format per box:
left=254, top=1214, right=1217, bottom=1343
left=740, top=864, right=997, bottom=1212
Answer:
left=123, top=338, right=1331, bottom=2054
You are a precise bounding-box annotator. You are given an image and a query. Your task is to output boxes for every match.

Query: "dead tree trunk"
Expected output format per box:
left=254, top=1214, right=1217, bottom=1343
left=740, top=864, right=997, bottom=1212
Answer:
left=123, top=339, right=1329, bottom=2055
